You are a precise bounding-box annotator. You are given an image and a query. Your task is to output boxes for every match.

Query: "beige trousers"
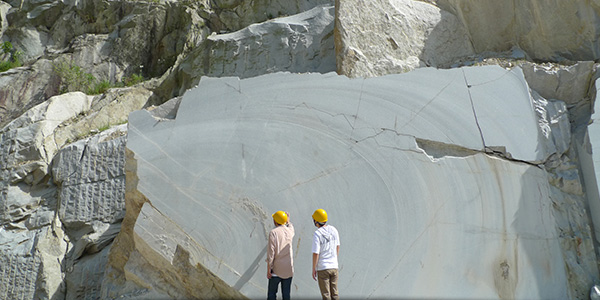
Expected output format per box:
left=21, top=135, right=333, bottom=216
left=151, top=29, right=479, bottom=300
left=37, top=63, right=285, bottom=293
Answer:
left=317, top=269, right=339, bottom=300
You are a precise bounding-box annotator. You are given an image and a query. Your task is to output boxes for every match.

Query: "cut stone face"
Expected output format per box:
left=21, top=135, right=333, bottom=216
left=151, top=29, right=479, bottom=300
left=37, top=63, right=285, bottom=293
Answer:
left=126, top=67, right=568, bottom=298
left=584, top=78, right=600, bottom=243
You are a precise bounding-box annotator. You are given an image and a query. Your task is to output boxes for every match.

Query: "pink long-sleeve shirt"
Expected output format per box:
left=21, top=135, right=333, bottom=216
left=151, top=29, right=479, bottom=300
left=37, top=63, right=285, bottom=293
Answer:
left=267, top=222, right=295, bottom=279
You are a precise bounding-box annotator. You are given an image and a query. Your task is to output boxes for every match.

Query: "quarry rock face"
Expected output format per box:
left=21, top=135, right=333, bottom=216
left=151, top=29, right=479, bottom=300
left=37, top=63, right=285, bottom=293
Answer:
left=335, top=0, right=474, bottom=77
left=0, top=0, right=208, bottom=128
left=437, top=0, right=600, bottom=61
left=336, top=0, right=600, bottom=77
left=52, top=129, right=127, bottom=300
left=157, top=4, right=336, bottom=99
left=208, top=0, right=333, bottom=32
left=0, top=59, right=59, bottom=128
left=0, top=90, right=132, bottom=299
left=117, top=68, right=595, bottom=299
left=0, top=0, right=600, bottom=299
left=587, top=80, right=600, bottom=243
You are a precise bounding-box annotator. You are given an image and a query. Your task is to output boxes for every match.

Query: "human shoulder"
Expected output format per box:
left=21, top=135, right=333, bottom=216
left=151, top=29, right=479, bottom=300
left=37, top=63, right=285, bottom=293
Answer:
left=326, top=225, right=339, bottom=237
left=313, top=227, right=322, bottom=238
left=268, top=228, right=278, bottom=238
left=272, top=223, right=293, bottom=234
left=313, top=226, right=329, bottom=237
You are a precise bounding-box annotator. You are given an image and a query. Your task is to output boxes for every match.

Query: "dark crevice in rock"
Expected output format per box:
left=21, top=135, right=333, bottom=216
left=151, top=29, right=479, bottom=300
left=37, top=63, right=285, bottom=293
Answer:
left=415, top=138, right=478, bottom=159
left=462, top=68, right=486, bottom=149
left=415, top=137, right=541, bottom=168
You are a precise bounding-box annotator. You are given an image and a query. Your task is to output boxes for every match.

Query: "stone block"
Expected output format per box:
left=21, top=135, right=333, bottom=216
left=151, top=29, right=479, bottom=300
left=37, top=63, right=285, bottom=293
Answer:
left=123, top=68, right=574, bottom=298
left=159, top=5, right=335, bottom=98
left=52, top=135, right=127, bottom=228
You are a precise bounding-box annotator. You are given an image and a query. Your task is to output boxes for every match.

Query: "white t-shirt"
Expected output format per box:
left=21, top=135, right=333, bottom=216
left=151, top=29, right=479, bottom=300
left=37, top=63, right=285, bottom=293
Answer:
left=312, top=225, right=340, bottom=271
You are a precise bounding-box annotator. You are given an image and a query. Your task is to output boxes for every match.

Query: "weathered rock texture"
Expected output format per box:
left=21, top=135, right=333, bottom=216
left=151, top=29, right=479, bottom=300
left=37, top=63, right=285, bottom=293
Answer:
left=52, top=130, right=127, bottom=300
left=0, top=0, right=600, bottom=299
left=157, top=4, right=336, bottom=99
left=438, top=0, right=600, bottom=61
left=0, top=221, right=67, bottom=300
left=0, top=0, right=208, bottom=128
left=207, top=0, right=333, bottom=32
left=0, top=89, right=142, bottom=299
left=335, top=0, right=474, bottom=77
left=336, top=0, right=600, bottom=77
left=0, top=59, right=60, bottom=127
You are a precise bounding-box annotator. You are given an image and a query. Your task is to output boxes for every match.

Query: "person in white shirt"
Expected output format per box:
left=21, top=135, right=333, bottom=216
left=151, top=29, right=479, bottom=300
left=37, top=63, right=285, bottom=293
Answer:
left=311, top=209, right=340, bottom=300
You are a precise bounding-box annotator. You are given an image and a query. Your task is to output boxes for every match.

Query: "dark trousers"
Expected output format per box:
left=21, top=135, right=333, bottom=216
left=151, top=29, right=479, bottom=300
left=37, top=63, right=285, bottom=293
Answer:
left=267, top=276, right=292, bottom=300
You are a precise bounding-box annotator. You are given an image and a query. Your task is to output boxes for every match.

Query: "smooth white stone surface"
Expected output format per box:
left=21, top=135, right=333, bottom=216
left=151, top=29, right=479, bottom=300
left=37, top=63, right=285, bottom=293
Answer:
left=585, top=79, right=600, bottom=242
left=127, top=67, right=568, bottom=299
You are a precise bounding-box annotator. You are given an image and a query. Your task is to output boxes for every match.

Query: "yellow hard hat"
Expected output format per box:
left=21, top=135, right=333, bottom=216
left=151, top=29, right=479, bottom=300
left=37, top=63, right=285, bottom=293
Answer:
left=312, top=209, right=328, bottom=223
left=272, top=211, right=288, bottom=225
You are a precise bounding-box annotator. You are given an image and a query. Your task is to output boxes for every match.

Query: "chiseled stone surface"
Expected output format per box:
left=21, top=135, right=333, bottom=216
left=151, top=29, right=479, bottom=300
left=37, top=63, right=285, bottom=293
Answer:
left=64, top=244, right=112, bottom=300
left=51, top=127, right=127, bottom=299
left=211, top=0, right=333, bottom=32
left=160, top=4, right=335, bottom=98
left=125, top=68, right=575, bottom=298
left=585, top=79, right=600, bottom=243
left=0, top=94, right=128, bottom=299
left=0, top=92, right=94, bottom=226
left=0, top=220, right=67, bottom=300
left=52, top=133, right=127, bottom=227
left=52, top=125, right=126, bottom=299
left=1, top=0, right=599, bottom=298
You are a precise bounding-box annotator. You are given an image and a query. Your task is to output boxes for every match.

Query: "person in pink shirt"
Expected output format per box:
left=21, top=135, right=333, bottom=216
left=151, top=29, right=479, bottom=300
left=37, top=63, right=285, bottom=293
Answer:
left=266, top=211, right=295, bottom=300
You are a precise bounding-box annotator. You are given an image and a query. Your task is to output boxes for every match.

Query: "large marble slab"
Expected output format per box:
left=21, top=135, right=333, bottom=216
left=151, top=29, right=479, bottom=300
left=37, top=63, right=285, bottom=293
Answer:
left=584, top=79, right=600, bottom=243
left=126, top=66, right=568, bottom=298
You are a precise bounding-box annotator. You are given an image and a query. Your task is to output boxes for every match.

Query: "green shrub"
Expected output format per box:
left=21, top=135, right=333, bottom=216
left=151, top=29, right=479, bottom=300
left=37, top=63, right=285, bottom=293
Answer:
left=13, top=50, right=22, bottom=64
left=89, top=79, right=112, bottom=95
left=53, top=62, right=147, bottom=95
left=0, top=60, right=20, bottom=72
left=97, top=123, right=111, bottom=132
left=2, top=41, right=12, bottom=53
left=123, top=73, right=144, bottom=86
left=0, top=41, right=23, bottom=72
left=52, top=62, right=97, bottom=94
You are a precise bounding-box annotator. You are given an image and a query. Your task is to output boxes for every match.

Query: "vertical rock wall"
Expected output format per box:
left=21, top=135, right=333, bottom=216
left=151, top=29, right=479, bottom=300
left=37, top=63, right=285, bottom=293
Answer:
left=52, top=133, right=127, bottom=300
left=437, top=0, right=600, bottom=60
left=157, top=4, right=336, bottom=99
left=335, top=0, right=474, bottom=77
